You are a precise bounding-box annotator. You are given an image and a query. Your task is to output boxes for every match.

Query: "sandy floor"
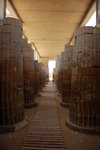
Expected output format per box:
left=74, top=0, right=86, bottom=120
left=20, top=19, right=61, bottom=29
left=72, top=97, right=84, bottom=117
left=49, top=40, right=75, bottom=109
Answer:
left=22, top=83, right=65, bottom=149
left=56, top=96, right=100, bottom=150
left=0, top=97, right=41, bottom=150
left=0, top=83, right=100, bottom=150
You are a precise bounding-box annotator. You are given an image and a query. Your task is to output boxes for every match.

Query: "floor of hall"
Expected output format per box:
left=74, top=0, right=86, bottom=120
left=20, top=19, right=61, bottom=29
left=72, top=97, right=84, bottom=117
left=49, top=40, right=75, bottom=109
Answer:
left=0, top=82, right=100, bottom=150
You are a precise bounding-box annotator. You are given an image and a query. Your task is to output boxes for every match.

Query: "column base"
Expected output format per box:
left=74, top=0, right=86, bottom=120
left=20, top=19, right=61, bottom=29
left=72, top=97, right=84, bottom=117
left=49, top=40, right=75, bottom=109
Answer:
left=65, top=118, right=100, bottom=135
left=0, top=119, right=28, bottom=134
left=24, top=102, right=38, bottom=109
left=60, top=101, right=69, bottom=107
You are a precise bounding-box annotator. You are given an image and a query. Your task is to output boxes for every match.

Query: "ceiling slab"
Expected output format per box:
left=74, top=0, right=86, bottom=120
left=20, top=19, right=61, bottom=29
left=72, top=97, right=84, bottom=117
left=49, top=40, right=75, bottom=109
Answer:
left=10, top=0, right=94, bottom=59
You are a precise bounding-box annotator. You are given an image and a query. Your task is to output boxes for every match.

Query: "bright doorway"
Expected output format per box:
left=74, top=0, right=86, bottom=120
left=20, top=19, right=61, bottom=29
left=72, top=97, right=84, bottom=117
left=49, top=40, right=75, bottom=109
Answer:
left=48, top=61, right=56, bottom=81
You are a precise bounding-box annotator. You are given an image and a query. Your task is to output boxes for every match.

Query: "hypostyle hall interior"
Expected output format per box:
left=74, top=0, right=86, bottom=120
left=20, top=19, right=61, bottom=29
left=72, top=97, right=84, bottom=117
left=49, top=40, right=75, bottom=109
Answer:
left=0, top=0, right=100, bottom=150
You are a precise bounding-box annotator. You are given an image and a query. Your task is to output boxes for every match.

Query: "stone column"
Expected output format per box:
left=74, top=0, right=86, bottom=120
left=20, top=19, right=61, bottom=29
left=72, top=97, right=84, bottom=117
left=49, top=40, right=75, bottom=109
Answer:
left=23, top=39, right=37, bottom=108
left=0, top=18, right=27, bottom=133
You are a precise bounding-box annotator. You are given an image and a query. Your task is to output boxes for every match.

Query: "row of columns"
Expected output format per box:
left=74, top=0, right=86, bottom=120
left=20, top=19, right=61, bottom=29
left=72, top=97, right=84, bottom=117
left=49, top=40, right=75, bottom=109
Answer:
left=0, top=17, right=48, bottom=133
left=54, top=26, right=100, bottom=134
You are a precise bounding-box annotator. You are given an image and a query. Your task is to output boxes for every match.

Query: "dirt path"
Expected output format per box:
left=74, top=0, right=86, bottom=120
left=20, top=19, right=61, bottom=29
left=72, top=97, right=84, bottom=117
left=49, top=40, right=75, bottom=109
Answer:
left=22, top=82, right=65, bottom=150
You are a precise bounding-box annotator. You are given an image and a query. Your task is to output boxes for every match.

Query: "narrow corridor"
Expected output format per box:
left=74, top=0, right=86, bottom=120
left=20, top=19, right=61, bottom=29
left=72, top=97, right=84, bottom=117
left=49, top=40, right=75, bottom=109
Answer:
left=22, top=82, right=65, bottom=150
left=0, top=82, right=100, bottom=150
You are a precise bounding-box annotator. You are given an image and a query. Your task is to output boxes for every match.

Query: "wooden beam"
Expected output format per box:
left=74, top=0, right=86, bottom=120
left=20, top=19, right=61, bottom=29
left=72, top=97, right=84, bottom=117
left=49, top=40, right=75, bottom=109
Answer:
left=8, top=0, right=23, bottom=22
left=31, top=42, right=41, bottom=58
left=69, top=0, right=96, bottom=45
left=0, top=0, right=6, bottom=20
left=8, top=0, right=41, bottom=58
